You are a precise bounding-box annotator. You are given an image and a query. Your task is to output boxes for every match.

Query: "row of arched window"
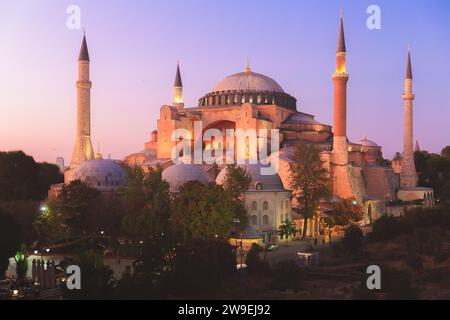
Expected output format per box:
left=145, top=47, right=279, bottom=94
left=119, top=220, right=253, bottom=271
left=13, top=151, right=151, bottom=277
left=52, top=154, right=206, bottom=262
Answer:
left=251, top=201, right=269, bottom=211
left=250, top=200, right=290, bottom=211
left=198, top=92, right=296, bottom=109
left=251, top=215, right=269, bottom=226
left=250, top=214, right=290, bottom=226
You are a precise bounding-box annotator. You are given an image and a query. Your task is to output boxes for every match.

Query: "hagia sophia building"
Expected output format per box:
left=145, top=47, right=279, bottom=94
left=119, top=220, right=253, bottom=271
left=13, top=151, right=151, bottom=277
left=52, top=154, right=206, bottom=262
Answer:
left=54, top=13, right=434, bottom=245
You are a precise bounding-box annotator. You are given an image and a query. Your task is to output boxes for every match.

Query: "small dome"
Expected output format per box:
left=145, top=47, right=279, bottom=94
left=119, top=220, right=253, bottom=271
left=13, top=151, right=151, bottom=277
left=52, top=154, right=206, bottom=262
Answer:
left=358, top=136, right=379, bottom=147
left=162, top=164, right=212, bottom=192
left=211, top=71, right=285, bottom=93
left=68, top=159, right=126, bottom=191
left=216, top=163, right=285, bottom=191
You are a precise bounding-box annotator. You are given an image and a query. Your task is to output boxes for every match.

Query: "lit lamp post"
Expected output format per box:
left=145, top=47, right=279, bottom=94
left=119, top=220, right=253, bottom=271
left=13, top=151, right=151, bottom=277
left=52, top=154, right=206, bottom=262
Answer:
left=240, top=232, right=244, bottom=268
left=233, top=219, right=240, bottom=266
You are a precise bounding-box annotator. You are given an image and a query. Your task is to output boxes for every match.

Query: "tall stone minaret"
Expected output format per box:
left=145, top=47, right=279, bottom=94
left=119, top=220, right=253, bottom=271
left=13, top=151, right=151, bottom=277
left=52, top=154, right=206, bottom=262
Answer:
left=332, top=12, right=349, bottom=165
left=70, top=34, right=94, bottom=168
left=400, top=48, right=417, bottom=188
left=173, top=61, right=184, bottom=109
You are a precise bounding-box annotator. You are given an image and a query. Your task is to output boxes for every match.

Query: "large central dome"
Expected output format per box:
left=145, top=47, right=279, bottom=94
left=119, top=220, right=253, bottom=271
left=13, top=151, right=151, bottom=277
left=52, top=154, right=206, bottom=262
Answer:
left=198, top=66, right=296, bottom=110
left=212, top=71, right=285, bottom=93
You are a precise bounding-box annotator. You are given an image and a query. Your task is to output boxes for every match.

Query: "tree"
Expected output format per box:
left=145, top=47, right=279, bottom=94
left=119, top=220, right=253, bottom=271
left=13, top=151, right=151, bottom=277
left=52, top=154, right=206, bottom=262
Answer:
left=277, top=219, right=297, bottom=247
left=121, top=166, right=171, bottom=242
left=246, top=243, right=269, bottom=276
left=165, top=239, right=236, bottom=295
left=441, top=146, right=450, bottom=160
left=0, top=151, right=40, bottom=201
left=331, top=199, right=364, bottom=227
left=0, top=209, right=21, bottom=279
left=14, top=244, right=29, bottom=279
left=413, top=150, right=450, bottom=201
left=171, top=181, right=248, bottom=240
left=288, top=144, right=331, bottom=239
left=222, top=164, right=252, bottom=200
left=0, top=151, right=63, bottom=201
left=55, top=180, right=100, bottom=236
left=33, top=201, right=67, bottom=245
left=61, top=249, right=115, bottom=299
left=341, top=225, right=364, bottom=255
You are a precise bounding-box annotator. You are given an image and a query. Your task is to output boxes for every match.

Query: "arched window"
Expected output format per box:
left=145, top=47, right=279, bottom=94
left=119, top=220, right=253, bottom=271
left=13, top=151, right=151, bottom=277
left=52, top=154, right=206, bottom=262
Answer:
left=263, top=201, right=269, bottom=210
left=251, top=201, right=257, bottom=210
left=263, top=215, right=269, bottom=225
left=255, top=182, right=263, bottom=190
left=280, top=214, right=284, bottom=222
left=251, top=215, right=258, bottom=225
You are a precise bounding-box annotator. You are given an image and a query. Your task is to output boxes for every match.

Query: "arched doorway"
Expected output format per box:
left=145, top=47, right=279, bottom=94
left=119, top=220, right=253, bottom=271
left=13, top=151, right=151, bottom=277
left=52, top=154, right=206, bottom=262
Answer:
left=203, top=120, right=236, bottom=162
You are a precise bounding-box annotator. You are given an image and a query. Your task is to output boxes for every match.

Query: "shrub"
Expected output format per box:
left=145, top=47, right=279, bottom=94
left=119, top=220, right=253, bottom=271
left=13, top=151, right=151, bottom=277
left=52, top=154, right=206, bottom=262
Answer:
left=165, top=239, right=236, bottom=295
left=405, top=254, right=423, bottom=270
left=270, top=260, right=304, bottom=291
left=342, top=225, right=364, bottom=255
left=246, top=244, right=270, bottom=276
left=381, top=267, right=418, bottom=300
left=371, top=215, right=400, bottom=241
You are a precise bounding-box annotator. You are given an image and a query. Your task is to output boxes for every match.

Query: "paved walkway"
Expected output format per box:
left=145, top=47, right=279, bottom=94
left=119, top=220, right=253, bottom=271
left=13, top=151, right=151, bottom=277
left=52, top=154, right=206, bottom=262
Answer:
left=261, top=233, right=348, bottom=265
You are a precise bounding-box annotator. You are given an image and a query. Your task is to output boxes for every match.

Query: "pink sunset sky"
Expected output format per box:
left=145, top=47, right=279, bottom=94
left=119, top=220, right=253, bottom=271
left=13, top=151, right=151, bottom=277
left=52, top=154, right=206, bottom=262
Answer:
left=1, top=0, right=449, bottom=164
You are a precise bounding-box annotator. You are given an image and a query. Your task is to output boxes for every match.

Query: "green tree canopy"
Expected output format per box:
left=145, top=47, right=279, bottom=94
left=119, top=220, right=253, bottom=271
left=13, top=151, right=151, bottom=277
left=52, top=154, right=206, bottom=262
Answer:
left=55, top=180, right=100, bottom=236
left=0, top=151, right=62, bottom=201
left=222, top=164, right=252, bottom=200
left=288, top=144, right=331, bottom=239
left=121, top=166, right=171, bottom=241
left=171, top=181, right=248, bottom=240
left=441, top=146, right=450, bottom=160
left=278, top=219, right=297, bottom=247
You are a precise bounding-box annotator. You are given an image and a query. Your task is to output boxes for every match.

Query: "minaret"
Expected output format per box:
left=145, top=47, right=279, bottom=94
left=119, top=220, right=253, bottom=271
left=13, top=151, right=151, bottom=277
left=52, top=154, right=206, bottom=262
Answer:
left=332, top=11, right=349, bottom=165
left=70, top=33, right=94, bottom=168
left=400, top=48, right=417, bottom=188
left=414, top=140, right=421, bottom=153
left=173, top=61, right=184, bottom=109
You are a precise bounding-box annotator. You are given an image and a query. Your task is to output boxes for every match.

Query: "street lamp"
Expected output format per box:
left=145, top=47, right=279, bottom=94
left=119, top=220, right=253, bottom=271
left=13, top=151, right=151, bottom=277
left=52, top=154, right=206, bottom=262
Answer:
left=233, top=219, right=240, bottom=266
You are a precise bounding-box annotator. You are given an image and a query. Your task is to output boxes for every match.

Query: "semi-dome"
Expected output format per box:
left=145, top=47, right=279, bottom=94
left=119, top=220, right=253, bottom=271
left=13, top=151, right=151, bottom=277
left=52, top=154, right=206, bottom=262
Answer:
left=198, top=66, right=297, bottom=110
left=216, top=163, right=285, bottom=191
left=162, top=164, right=212, bottom=192
left=67, top=159, right=126, bottom=191
left=212, top=71, right=285, bottom=93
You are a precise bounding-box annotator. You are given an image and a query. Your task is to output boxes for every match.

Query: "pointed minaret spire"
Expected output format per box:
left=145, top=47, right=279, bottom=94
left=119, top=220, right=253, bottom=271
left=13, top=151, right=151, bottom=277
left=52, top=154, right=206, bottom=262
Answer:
left=174, top=61, right=183, bottom=87
left=332, top=11, right=349, bottom=166
left=414, top=140, right=421, bottom=152
left=71, top=34, right=94, bottom=168
left=406, top=46, right=413, bottom=79
left=78, top=33, right=90, bottom=62
left=337, top=10, right=346, bottom=53
left=173, top=61, right=184, bottom=109
left=400, top=47, right=417, bottom=188
left=244, top=57, right=251, bottom=72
